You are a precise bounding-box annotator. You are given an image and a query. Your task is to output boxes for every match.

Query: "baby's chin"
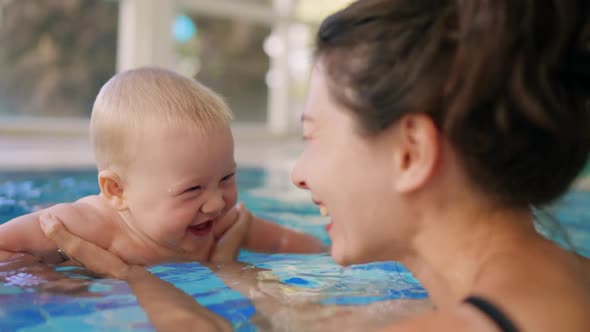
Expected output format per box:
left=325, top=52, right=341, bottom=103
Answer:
left=177, top=231, right=216, bottom=261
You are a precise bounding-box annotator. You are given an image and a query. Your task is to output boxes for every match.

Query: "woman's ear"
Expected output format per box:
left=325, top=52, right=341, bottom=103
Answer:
left=391, top=114, right=441, bottom=193
left=98, top=170, right=128, bottom=211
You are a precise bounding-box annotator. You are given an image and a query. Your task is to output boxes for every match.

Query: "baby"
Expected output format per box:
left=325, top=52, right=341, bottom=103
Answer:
left=0, top=67, right=325, bottom=265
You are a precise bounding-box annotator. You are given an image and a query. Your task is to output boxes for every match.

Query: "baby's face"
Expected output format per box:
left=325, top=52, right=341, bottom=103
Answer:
left=122, top=124, right=237, bottom=260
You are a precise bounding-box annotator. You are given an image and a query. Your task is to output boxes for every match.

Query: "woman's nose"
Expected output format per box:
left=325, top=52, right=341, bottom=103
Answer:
left=291, top=161, right=309, bottom=190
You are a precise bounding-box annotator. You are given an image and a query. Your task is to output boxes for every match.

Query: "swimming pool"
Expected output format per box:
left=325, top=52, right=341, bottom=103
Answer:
left=0, top=168, right=588, bottom=331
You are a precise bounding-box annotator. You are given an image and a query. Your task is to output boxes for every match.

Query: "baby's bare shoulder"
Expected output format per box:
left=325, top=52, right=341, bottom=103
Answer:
left=50, top=195, right=119, bottom=250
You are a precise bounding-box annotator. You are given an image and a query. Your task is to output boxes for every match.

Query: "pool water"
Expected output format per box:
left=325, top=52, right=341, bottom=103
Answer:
left=0, top=168, right=588, bottom=331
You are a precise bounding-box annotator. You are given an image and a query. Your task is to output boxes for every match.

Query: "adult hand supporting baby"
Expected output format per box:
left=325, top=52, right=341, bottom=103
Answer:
left=209, top=202, right=253, bottom=263
left=39, top=214, right=232, bottom=332
left=39, top=214, right=132, bottom=279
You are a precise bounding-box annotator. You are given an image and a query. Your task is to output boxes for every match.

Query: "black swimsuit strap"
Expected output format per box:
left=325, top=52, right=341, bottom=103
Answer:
left=464, top=296, right=520, bottom=332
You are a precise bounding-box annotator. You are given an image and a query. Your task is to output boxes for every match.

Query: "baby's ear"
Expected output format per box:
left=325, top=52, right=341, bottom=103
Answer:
left=98, top=170, right=127, bottom=211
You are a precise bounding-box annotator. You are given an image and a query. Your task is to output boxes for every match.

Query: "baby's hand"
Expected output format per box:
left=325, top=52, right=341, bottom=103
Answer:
left=209, top=203, right=253, bottom=263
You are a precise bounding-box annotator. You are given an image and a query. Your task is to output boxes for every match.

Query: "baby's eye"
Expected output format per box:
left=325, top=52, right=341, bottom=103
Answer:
left=185, top=185, right=201, bottom=193
left=221, top=173, right=235, bottom=182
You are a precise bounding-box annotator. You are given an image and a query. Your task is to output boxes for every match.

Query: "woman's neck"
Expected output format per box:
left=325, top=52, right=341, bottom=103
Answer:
left=400, top=200, right=537, bottom=308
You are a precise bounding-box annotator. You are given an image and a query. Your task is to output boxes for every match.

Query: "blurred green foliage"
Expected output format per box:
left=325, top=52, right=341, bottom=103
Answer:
left=0, top=0, right=117, bottom=117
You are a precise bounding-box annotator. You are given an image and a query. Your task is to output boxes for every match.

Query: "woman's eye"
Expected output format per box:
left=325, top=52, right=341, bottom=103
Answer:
left=221, top=173, right=235, bottom=182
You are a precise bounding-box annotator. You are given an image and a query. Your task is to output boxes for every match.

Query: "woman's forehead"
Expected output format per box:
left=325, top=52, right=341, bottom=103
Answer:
left=304, top=68, right=336, bottom=118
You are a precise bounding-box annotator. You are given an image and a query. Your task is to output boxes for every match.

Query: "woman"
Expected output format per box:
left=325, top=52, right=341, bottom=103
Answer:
left=41, top=0, right=590, bottom=331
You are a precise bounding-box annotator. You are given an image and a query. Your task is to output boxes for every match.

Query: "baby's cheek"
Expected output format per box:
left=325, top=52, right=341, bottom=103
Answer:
left=226, top=186, right=238, bottom=207
left=212, top=206, right=238, bottom=240
left=160, top=210, right=190, bottom=234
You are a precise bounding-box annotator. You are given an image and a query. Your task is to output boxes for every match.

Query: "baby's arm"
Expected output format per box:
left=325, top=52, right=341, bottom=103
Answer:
left=210, top=204, right=326, bottom=261
left=0, top=201, right=110, bottom=262
left=243, top=213, right=327, bottom=254
left=214, top=204, right=326, bottom=254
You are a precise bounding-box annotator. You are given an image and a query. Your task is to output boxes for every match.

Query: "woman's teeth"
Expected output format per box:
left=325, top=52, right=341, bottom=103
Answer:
left=320, top=206, right=329, bottom=216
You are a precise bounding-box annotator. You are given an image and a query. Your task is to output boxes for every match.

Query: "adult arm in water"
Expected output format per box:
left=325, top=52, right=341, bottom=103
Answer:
left=39, top=213, right=232, bottom=332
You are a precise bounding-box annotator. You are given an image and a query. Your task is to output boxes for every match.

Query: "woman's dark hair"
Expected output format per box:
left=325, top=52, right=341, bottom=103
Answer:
left=316, top=0, right=590, bottom=207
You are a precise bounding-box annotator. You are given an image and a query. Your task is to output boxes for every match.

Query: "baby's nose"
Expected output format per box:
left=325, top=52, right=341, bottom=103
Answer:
left=201, top=192, right=226, bottom=214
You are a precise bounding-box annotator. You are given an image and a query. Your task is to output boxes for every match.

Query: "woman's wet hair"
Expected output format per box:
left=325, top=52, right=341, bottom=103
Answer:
left=316, top=0, right=590, bottom=208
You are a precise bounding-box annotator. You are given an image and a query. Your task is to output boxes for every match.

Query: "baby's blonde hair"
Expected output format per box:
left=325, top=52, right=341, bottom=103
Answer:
left=91, top=67, right=232, bottom=172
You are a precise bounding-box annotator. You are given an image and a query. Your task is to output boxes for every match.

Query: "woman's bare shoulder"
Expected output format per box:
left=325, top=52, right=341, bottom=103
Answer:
left=471, top=241, right=590, bottom=332
left=378, top=303, right=502, bottom=332
left=381, top=251, right=590, bottom=332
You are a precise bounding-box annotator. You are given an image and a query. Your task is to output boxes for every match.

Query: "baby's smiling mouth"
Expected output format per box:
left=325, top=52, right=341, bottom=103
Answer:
left=187, top=220, right=214, bottom=236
